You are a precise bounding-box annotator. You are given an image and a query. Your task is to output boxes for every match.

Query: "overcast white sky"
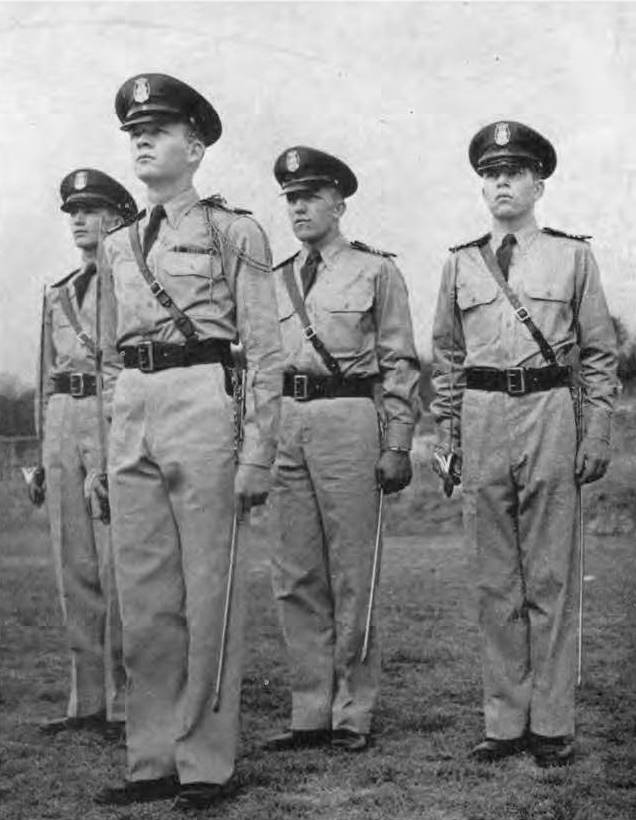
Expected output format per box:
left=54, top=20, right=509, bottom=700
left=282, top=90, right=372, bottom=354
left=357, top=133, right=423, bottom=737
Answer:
left=2, top=1, right=636, bottom=385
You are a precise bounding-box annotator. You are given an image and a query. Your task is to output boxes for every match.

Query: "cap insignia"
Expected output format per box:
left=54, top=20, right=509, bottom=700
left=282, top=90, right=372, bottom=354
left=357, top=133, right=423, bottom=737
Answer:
left=133, top=77, right=150, bottom=104
left=286, top=149, right=301, bottom=173
left=494, top=122, right=511, bottom=146
left=74, top=171, right=88, bottom=191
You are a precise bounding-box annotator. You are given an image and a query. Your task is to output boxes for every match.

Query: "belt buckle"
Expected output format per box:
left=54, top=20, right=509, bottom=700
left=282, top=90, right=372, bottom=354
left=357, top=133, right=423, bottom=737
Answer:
left=137, top=341, right=155, bottom=373
left=293, top=374, right=309, bottom=401
left=515, top=305, right=530, bottom=323
left=69, top=372, right=85, bottom=398
left=506, top=367, right=526, bottom=395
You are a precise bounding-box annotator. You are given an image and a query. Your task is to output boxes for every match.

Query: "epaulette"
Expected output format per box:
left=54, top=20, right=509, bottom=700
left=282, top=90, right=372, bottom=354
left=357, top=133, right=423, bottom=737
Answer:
left=106, top=210, right=144, bottom=235
left=200, top=194, right=252, bottom=216
left=542, top=227, right=591, bottom=242
left=273, top=251, right=300, bottom=271
left=448, top=233, right=491, bottom=253
left=350, top=239, right=396, bottom=258
left=51, top=268, right=80, bottom=288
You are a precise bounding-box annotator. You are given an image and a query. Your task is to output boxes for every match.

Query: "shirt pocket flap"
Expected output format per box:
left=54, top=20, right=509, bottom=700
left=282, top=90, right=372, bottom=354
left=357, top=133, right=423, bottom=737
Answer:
left=163, top=251, right=213, bottom=278
left=524, top=275, right=572, bottom=303
left=456, top=274, right=498, bottom=310
left=322, top=284, right=374, bottom=313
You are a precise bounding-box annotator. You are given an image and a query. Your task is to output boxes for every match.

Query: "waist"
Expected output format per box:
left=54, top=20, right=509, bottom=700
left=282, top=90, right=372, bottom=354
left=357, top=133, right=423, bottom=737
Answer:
left=120, top=339, right=231, bottom=373
left=283, top=372, right=376, bottom=402
left=51, top=371, right=98, bottom=398
left=465, top=365, right=571, bottom=396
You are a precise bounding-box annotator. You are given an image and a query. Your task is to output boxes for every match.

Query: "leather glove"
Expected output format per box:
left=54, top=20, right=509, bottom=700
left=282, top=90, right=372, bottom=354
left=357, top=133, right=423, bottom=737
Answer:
left=235, top=464, right=271, bottom=517
left=375, top=450, right=412, bottom=495
left=432, top=443, right=462, bottom=497
left=576, top=436, right=610, bottom=485
left=84, top=470, right=111, bottom=524
left=24, top=465, right=46, bottom=507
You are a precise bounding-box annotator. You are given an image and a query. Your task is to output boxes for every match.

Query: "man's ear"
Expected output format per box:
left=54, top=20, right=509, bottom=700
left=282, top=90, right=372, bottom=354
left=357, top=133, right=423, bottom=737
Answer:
left=533, top=178, right=545, bottom=203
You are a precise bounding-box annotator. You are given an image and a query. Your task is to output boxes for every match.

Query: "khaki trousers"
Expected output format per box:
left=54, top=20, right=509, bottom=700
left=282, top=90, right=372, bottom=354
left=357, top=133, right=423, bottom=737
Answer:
left=109, top=364, right=243, bottom=785
left=272, top=396, right=382, bottom=735
left=461, top=386, right=579, bottom=739
left=43, top=393, right=125, bottom=721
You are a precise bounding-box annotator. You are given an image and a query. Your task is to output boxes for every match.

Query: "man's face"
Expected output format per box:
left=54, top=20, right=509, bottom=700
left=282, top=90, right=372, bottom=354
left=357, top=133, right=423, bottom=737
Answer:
left=481, top=164, right=544, bottom=220
left=129, top=120, right=202, bottom=184
left=286, top=186, right=345, bottom=244
left=68, top=204, right=117, bottom=251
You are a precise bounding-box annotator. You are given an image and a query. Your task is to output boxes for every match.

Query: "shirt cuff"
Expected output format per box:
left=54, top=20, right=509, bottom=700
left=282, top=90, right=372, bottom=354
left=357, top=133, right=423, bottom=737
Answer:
left=384, top=421, right=414, bottom=451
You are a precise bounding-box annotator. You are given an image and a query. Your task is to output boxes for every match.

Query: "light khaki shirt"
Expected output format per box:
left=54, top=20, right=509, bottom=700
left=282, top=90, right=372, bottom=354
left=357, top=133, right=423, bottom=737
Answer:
left=40, top=265, right=121, bottom=427
left=431, top=223, right=618, bottom=444
left=274, top=233, right=420, bottom=451
left=101, top=186, right=283, bottom=468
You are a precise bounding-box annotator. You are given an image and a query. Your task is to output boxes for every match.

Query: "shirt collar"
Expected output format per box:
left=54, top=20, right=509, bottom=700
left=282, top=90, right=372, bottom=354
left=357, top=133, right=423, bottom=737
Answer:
left=145, top=186, right=200, bottom=230
left=491, top=218, right=539, bottom=252
left=299, top=232, right=348, bottom=268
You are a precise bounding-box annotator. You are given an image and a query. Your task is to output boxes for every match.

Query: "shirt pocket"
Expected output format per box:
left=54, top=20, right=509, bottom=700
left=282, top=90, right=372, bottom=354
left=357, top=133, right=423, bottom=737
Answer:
left=319, top=283, right=375, bottom=355
left=163, top=249, right=215, bottom=279
left=522, top=273, right=574, bottom=342
left=455, top=272, right=500, bottom=354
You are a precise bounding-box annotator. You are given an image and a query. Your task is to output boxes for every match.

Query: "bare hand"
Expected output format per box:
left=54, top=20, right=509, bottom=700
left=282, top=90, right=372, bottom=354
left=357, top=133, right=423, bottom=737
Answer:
left=575, top=436, right=609, bottom=485
left=375, top=451, right=412, bottom=495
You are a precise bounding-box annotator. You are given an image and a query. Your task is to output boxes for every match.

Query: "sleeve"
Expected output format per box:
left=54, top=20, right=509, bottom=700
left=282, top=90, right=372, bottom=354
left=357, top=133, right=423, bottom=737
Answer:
left=223, top=215, right=284, bottom=468
left=574, top=245, right=618, bottom=442
left=430, top=254, right=467, bottom=448
left=38, top=286, right=55, bottom=435
left=96, top=240, right=121, bottom=422
left=374, top=258, right=420, bottom=450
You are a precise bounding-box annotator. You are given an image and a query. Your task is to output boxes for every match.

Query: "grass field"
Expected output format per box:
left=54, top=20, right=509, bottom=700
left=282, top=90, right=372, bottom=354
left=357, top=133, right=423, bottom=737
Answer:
left=1, top=407, right=635, bottom=820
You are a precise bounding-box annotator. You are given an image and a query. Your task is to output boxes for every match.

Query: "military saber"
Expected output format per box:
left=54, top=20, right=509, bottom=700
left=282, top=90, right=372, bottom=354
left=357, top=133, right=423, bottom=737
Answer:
left=23, top=284, right=47, bottom=504
left=212, top=358, right=247, bottom=712
left=361, top=487, right=385, bottom=664
left=93, top=245, right=110, bottom=524
left=575, top=385, right=585, bottom=687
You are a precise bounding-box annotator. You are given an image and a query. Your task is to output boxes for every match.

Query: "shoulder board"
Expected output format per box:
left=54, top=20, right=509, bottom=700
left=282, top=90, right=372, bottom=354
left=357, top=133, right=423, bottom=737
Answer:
left=448, top=233, right=491, bottom=253
left=542, top=227, right=591, bottom=242
left=350, top=239, right=396, bottom=258
left=200, top=195, right=252, bottom=216
left=273, top=251, right=300, bottom=271
left=51, top=268, right=81, bottom=288
left=106, top=210, right=144, bottom=235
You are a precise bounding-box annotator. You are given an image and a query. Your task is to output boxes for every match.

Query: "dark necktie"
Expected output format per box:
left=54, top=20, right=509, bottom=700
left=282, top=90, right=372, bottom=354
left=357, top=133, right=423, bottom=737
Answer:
left=143, top=204, right=166, bottom=259
left=74, top=262, right=96, bottom=309
left=300, top=249, right=321, bottom=298
left=496, top=233, right=517, bottom=281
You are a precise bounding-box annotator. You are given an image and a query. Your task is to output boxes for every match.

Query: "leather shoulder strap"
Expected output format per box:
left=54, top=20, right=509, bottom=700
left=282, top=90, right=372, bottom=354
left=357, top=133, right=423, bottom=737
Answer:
left=478, top=243, right=557, bottom=365
left=58, top=284, right=97, bottom=354
left=127, top=222, right=198, bottom=342
left=280, top=260, right=342, bottom=378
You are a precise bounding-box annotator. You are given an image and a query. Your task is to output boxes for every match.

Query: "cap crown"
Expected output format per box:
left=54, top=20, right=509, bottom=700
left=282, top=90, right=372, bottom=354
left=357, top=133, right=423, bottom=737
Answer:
left=60, top=168, right=137, bottom=220
left=469, top=120, right=557, bottom=178
left=115, top=73, right=222, bottom=147
left=273, top=146, right=358, bottom=197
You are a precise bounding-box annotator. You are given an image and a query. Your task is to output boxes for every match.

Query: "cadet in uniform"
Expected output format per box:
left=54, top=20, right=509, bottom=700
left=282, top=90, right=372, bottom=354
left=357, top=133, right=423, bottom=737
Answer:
left=265, top=147, right=420, bottom=752
left=431, top=121, right=617, bottom=766
left=94, top=74, right=283, bottom=810
left=32, top=169, right=135, bottom=738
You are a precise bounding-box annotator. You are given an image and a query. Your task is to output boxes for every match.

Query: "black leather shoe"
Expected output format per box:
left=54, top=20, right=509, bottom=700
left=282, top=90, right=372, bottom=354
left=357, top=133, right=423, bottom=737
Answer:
left=39, top=710, right=107, bottom=735
left=94, top=776, right=180, bottom=806
left=263, top=728, right=332, bottom=751
left=470, top=736, right=527, bottom=762
left=173, top=782, right=227, bottom=811
left=530, top=734, right=575, bottom=768
left=331, top=729, right=369, bottom=752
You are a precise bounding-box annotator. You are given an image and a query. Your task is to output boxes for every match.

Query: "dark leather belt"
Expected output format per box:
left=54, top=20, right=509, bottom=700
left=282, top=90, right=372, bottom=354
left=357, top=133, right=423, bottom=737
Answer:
left=283, top=372, right=375, bottom=402
left=51, top=371, right=97, bottom=398
left=120, top=339, right=230, bottom=373
left=465, top=365, right=571, bottom=396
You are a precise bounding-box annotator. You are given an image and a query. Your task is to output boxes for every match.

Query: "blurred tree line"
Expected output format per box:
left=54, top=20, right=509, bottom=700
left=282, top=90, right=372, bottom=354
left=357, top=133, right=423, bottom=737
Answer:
left=0, top=315, right=634, bottom=436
